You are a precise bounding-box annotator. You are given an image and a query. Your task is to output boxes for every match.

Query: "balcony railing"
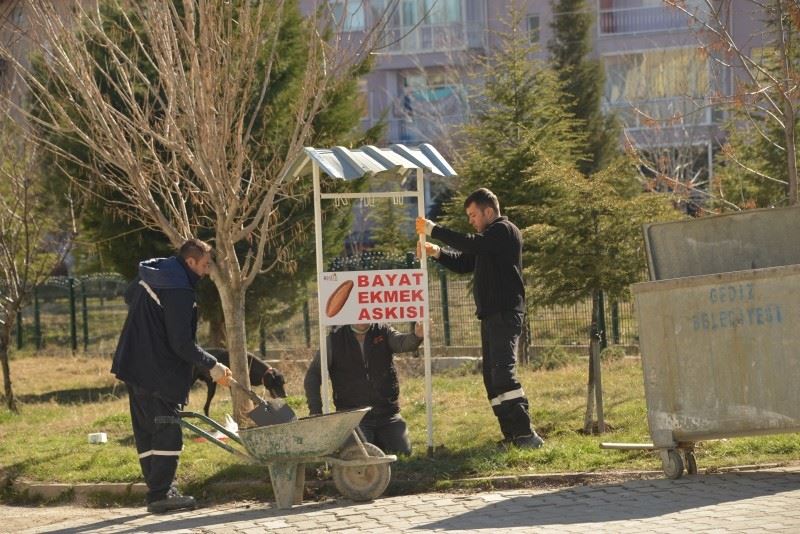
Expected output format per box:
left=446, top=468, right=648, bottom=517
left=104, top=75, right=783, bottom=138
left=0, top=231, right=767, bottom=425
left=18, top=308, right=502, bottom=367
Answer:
left=384, top=114, right=466, bottom=144
left=381, top=21, right=486, bottom=54
left=599, top=5, right=696, bottom=35
left=605, top=96, right=715, bottom=130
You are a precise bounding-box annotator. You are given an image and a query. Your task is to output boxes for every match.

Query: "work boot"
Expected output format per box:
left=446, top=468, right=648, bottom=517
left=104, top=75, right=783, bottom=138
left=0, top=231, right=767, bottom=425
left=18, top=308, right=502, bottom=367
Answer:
left=147, top=487, right=197, bottom=514
left=510, top=432, right=545, bottom=449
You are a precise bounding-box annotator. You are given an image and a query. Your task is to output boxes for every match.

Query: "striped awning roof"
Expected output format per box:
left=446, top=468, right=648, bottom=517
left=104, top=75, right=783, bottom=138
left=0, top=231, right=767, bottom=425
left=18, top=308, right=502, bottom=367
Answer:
left=287, top=143, right=457, bottom=181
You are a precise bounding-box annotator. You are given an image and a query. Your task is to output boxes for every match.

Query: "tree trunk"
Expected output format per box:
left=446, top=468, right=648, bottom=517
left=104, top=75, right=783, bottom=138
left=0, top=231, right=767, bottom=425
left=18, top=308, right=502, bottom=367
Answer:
left=207, top=314, right=226, bottom=348
left=215, top=276, right=253, bottom=425
left=777, top=0, right=798, bottom=205
left=0, top=321, right=18, bottom=413
left=583, top=290, right=606, bottom=434
left=583, top=340, right=595, bottom=434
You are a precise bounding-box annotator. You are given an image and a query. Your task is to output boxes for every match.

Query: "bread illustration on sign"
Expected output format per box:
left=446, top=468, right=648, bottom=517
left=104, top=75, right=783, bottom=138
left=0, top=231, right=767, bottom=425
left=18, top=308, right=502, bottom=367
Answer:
left=326, top=280, right=354, bottom=317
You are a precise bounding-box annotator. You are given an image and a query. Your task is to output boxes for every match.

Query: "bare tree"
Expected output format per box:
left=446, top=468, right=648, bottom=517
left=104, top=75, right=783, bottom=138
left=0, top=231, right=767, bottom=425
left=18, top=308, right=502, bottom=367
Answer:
left=663, top=0, right=800, bottom=205
left=1, top=0, right=396, bottom=422
left=0, top=118, right=73, bottom=412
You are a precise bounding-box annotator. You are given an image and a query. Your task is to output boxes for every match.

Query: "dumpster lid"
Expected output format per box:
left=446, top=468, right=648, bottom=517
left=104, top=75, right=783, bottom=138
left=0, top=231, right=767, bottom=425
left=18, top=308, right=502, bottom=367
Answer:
left=644, top=206, right=800, bottom=280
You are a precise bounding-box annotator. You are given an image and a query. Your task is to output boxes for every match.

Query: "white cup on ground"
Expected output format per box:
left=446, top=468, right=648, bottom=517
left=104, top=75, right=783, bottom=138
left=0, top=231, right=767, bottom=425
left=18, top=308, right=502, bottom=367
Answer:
left=88, top=432, right=107, bottom=444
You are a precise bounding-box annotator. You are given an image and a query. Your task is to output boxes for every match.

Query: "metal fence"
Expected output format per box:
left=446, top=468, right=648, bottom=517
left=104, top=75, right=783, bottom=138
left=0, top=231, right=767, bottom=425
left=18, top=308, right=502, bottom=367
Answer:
left=14, top=266, right=640, bottom=355
left=259, top=259, right=640, bottom=353
left=14, top=274, right=129, bottom=353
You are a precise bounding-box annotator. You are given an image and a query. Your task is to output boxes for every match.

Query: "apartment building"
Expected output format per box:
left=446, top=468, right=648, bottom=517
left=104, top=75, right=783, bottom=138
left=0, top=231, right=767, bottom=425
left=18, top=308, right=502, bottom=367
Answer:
left=311, top=0, right=766, bottom=187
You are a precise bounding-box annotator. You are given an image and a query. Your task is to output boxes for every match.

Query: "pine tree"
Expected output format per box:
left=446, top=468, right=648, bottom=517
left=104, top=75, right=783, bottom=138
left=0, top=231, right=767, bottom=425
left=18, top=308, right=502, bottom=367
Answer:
left=442, top=9, right=585, bottom=231
left=548, top=0, right=619, bottom=176
left=522, top=157, right=680, bottom=432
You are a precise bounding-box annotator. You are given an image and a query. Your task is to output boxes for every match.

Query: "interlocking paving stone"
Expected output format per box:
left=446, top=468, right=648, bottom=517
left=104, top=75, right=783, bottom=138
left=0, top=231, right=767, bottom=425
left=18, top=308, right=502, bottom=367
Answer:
left=4, top=466, right=800, bottom=533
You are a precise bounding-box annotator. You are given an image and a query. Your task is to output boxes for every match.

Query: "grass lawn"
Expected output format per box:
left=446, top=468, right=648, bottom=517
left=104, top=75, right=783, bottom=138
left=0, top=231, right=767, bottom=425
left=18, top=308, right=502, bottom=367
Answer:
left=2, top=352, right=799, bottom=504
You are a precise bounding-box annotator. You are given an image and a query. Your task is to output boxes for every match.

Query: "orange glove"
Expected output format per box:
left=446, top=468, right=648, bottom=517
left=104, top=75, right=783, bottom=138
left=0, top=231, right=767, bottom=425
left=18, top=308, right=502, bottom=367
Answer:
left=415, top=217, right=435, bottom=236
left=210, top=363, right=233, bottom=387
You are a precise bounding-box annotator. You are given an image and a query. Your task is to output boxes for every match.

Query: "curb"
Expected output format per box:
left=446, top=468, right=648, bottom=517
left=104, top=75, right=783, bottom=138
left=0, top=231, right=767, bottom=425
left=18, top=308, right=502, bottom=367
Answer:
left=11, top=480, right=147, bottom=503
left=6, top=462, right=789, bottom=505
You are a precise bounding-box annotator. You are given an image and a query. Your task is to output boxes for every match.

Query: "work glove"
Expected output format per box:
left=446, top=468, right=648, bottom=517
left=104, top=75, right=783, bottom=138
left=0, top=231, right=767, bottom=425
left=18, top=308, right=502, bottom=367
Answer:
left=415, top=217, right=435, bottom=236
left=209, top=362, right=233, bottom=387
left=414, top=321, right=424, bottom=338
left=416, top=240, right=441, bottom=259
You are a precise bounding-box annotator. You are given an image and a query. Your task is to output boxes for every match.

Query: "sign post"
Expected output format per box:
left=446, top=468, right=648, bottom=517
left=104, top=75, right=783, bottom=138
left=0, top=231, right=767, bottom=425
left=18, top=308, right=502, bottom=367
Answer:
left=301, top=145, right=455, bottom=456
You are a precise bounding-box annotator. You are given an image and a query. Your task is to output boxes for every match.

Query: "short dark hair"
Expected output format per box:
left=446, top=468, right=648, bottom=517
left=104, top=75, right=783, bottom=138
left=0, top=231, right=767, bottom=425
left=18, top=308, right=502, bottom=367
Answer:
left=464, top=188, right=500, bottom=214
left=179, top=238, right=212, bottom=260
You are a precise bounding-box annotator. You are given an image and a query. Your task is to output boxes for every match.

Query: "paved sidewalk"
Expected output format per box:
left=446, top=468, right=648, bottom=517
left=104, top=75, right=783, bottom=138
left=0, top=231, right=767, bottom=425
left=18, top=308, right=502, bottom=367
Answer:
left=3, top=466, right=800, bottom=533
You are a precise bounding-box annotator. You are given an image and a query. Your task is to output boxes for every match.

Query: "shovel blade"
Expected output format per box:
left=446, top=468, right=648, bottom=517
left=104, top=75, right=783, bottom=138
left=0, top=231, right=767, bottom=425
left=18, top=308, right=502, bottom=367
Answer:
left=246, top=399, right=297, bottom=427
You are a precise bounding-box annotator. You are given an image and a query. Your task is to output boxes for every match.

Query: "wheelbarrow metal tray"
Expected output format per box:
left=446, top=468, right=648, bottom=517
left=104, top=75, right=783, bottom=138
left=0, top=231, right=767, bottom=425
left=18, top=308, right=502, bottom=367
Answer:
left=238, top=408, right=369, bottom=462
left=632, top=264, right=800, bottom=448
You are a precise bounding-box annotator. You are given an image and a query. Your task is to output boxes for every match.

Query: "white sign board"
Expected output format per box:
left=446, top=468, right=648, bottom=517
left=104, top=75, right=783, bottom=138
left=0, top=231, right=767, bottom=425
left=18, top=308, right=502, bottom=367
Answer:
left=318, top=269, right=428, bottom=325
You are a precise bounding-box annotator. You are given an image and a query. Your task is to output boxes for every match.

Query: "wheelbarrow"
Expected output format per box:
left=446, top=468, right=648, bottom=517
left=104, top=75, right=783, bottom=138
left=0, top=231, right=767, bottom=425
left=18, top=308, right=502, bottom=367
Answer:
left=163, top=407, right=396, bottom=509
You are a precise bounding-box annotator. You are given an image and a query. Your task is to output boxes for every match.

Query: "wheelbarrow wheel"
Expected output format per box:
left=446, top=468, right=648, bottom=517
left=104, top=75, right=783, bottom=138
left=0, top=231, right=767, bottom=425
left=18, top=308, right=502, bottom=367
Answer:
left=333, top=442, right=391, bottom=502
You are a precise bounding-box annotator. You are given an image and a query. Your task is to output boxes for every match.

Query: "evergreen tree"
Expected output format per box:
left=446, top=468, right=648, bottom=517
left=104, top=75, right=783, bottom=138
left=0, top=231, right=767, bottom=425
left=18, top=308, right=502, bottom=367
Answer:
left=522, top=157, right=680, bottom=432
left=442, top=9, right=585, bottom=232
left=548, top=0, right=619, bottom=176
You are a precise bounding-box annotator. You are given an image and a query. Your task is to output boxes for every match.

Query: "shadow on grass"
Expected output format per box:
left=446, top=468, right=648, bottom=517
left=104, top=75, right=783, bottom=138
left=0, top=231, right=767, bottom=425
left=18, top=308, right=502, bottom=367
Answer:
left=19, top=385, right=123, bottom=405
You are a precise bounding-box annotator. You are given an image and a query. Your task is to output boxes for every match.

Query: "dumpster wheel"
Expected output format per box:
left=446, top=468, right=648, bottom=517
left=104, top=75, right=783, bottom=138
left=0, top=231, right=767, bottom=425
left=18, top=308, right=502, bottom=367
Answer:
left=684, top=450, right=698, bottom=475
left=333, top=442, right=391, bottom=501
left=662, top=449, right=684, bottom=479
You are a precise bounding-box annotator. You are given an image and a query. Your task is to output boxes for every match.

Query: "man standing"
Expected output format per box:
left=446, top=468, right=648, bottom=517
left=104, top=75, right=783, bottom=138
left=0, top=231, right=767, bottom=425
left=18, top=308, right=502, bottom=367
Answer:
left=416, top=188, right=544, bottom=449
left=304, top=322, right=423, bottom=455
left=112, top=239, right=233, bottom=513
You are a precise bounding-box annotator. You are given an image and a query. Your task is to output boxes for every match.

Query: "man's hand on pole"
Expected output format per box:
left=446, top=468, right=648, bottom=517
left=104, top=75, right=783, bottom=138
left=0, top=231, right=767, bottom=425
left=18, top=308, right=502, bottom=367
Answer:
left=416, top=240, right=441, bottom=260
left=414, top=321, right=424, bottom=338
left=415, top=217, right=435, bottom=236
left=210, top=362, right=233, bottom=387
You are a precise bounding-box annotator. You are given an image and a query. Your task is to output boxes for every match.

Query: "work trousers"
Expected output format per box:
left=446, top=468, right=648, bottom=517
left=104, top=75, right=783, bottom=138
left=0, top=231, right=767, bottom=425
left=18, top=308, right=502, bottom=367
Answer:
left=126, top=384, right=183, bottom=504
left=358, top=412, right=412, bottom=455
left=480, top=310, right=534, bottom=439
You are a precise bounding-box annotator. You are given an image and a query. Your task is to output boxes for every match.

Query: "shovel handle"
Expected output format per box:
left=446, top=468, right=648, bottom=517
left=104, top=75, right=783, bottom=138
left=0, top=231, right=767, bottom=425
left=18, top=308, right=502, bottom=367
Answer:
left=229, top=378, right=268, bottom=407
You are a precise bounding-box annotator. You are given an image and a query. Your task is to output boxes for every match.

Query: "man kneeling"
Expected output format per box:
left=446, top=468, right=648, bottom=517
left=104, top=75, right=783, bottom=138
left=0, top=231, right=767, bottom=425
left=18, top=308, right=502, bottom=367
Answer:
left=304, top=322, right=423, bottom=455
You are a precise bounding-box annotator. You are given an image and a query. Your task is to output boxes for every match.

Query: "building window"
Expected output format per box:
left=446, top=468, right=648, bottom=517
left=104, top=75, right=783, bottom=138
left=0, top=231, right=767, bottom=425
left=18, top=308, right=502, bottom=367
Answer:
left=331, top=1, right=366, bottom=32
left=604, top=47, right=711, bottom=128
left=392, top=71, right=467, bottom=143
left=382, top=0, right=471, bottom=53
left=422, top=0, right=462, bottom=24
left=527, top=14, right=540, bottom=43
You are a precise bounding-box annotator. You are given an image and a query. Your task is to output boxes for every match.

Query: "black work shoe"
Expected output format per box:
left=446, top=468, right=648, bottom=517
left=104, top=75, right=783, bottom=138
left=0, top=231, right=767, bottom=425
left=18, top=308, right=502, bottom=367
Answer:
left=147, top=488, right=197, bottom=514
left=511, top=432, right=545, bottom=449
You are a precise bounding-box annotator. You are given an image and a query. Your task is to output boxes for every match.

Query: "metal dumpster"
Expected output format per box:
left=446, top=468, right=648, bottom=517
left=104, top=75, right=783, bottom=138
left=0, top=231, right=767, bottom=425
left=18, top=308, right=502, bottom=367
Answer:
left=628, top=206, right=800, bottom=478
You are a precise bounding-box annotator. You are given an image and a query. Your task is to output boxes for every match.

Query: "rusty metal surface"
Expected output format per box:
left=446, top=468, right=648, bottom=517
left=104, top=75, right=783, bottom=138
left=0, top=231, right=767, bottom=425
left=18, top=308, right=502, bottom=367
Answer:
left=643, top=206, right=800, bottom=281
left=633, top=264, right=800, bottom=448
left=237, top=408, right=369, bottom=463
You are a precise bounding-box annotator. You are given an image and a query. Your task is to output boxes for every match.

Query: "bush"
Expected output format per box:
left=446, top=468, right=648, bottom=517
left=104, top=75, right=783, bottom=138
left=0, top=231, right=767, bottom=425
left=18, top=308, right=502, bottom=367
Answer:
left=531, top=345, right=579, bottom=371
left=600, top=346, right=626, bottom=362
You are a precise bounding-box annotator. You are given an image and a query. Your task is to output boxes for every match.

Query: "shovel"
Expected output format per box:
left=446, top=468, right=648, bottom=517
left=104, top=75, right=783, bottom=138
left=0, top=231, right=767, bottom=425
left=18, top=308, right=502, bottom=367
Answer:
left=230, top=378, right=296, bottom=427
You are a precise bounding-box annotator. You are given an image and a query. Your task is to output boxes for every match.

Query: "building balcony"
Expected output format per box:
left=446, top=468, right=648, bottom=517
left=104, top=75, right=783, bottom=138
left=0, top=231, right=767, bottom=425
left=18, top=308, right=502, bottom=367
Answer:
left=605, top=96, right=717, bottom=131
left=599, top=4, right=701, bottom=35
left=384, top=114, right=465, bottom=144
left=380, top=20, right=486, bottom=54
